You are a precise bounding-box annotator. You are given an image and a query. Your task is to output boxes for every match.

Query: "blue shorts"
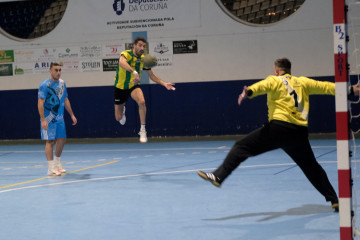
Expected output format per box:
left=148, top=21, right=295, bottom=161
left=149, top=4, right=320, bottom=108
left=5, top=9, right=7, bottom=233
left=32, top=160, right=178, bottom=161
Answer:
left=41, top=119, right=67, bottom=140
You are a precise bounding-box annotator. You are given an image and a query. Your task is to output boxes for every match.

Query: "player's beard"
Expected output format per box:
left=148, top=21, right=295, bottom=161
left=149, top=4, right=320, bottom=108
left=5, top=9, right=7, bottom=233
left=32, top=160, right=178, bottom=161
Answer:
left=134, top=48, right=143, bottom=57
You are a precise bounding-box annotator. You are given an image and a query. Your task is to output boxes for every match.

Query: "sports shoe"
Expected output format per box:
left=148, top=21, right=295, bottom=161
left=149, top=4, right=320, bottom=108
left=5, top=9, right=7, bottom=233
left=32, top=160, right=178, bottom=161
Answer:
left=48, top=167, right=61, bottom=176
left=56, top=161, right=66, bottom=174
left=197, top=170, right=221, bottom=187
left=119, top=106, right=126, bottom=125
left=332, top=202, right=339, bottom=212
left=138, top=129, right=147, bottom=143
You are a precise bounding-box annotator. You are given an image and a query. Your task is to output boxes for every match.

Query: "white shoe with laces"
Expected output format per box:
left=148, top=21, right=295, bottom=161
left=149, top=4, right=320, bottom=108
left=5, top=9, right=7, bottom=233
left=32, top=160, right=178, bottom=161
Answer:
left=119, top=106, right=126, bottom=125
left=47, top=161, right=61, bottom=176
left=138, top=129, right=148, bottom=143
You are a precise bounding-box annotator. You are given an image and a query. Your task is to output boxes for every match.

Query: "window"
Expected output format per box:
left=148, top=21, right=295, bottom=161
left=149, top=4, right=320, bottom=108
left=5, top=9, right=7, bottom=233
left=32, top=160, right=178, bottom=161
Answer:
left=0, top=0, right=68, bottom=41
left=216, top=0, right=306, bottom=26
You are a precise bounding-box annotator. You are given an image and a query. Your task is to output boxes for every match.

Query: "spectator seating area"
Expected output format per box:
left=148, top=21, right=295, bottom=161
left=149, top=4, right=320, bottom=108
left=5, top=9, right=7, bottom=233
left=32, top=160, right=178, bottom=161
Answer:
left=0, top=0, right=67, bottom=40
left=221, top=0, right=306, bottom=24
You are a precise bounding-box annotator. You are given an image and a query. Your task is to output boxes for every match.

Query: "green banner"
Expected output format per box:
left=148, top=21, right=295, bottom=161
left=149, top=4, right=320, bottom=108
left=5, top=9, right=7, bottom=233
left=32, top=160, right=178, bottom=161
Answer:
left=0, top=64, right=13, bottom=76
left=0, top=50, right=14, bottom=63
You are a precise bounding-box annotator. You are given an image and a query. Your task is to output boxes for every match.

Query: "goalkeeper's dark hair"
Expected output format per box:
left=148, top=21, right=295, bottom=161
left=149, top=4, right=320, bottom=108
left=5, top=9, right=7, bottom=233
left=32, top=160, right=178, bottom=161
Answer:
left=134, top=37, right=147, bottom=45
left=274, top=58, right=291, bottom=74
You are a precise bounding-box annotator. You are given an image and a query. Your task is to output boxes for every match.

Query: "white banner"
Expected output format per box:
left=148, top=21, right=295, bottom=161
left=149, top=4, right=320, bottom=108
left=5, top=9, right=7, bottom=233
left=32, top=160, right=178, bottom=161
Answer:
left=102, top=44, right=125, bottom=58
left=76, top=0, right=201, bottom=34
left=149, top=41, right=173, bottom=69
left=80, top=60, right=103, bottom=72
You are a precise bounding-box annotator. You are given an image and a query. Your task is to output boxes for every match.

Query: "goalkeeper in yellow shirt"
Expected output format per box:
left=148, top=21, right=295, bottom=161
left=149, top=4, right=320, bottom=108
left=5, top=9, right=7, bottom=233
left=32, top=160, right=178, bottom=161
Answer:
left=198, top=58, right=360, bottom=212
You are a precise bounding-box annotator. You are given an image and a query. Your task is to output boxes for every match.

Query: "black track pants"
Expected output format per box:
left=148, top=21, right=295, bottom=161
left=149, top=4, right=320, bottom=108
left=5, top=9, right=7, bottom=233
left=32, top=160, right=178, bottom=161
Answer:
left=213, top=120, right=338, bottom=203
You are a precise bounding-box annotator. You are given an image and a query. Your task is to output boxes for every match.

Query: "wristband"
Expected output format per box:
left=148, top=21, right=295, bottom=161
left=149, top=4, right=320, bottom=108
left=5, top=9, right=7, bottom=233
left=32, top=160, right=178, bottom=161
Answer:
left=132, top=70, right=138, bottom=75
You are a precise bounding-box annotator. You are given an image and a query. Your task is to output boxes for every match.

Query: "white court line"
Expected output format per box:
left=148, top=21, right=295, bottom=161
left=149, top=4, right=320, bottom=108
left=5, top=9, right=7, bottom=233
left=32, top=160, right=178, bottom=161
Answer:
left=0, top=147, right=233, bottom=153
left=0, top=161, right=338, bottom=194
left=2, top=144, right=359, bottom=153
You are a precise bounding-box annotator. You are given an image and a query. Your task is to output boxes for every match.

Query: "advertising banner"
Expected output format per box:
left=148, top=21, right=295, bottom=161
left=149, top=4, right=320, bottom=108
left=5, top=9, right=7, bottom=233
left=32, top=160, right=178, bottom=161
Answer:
left=149, top=41, right=173, bottom=69
left=103, top=58, right=119, bottom=71
left=0, top=50, right=14, bottom=63
left=173, top=40, right=198, bottom=54
left=77, top=0, right=201, bottom=34
left=0, top=64, right=13, bottom=76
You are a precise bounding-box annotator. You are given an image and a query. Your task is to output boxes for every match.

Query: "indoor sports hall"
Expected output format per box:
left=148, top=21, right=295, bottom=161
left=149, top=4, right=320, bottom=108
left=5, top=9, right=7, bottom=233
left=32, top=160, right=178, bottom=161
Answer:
left=0, top=0, right=360, bottom=240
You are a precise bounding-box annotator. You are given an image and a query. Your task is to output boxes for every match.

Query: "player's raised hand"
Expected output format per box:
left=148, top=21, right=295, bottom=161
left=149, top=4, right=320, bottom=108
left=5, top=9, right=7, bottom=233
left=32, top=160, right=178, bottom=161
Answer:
left=238, top=86, right=248, bottom=106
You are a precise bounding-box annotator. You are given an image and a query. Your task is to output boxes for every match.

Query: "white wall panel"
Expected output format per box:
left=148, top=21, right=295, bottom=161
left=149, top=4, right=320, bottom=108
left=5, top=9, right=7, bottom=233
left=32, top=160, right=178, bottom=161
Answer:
left=0, top=0, right=356, bottom=91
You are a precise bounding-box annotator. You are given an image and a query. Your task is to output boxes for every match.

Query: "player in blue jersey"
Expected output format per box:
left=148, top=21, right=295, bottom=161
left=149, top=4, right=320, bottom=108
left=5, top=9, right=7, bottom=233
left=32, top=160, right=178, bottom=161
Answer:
left=38, top=63, right=77, bottom=176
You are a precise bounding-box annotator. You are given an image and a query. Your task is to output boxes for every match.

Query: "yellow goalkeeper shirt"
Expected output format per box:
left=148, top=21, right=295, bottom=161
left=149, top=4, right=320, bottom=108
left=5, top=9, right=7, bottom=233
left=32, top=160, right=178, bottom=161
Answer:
left=114, top=50, right=150, bottom=90
left=247, top=74, right=335, bottom=127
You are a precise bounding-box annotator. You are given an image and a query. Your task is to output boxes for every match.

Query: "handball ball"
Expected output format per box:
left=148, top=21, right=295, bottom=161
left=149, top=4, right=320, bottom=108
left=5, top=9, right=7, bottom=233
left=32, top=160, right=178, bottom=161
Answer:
left=144, top=54, right=157, bottom=68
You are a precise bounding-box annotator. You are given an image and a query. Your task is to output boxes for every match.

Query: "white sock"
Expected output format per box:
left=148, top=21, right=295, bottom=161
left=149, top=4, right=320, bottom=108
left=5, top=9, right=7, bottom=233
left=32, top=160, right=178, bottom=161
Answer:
left=48, top=160, right=55, bottom=168
left=140, top=124, right=146, bottom=131
left=54, top=156, right=61, bottom=163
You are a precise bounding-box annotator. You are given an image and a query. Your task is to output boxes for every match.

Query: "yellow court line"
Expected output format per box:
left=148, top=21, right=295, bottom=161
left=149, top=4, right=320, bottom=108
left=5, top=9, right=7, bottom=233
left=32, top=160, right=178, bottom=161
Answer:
left=0, top=160, right=118, bottom=190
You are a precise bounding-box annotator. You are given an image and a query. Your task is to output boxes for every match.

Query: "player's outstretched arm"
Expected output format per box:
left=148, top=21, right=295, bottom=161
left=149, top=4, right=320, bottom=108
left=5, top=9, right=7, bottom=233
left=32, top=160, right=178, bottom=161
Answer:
left=238, top=86, right=248, bottom=106
left=147, top=69, right=175, bottom=91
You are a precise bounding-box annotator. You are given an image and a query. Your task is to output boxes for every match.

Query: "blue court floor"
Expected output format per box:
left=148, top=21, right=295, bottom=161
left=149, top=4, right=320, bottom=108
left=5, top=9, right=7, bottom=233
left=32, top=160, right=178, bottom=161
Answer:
left=0, top=139, right=359, bottom=240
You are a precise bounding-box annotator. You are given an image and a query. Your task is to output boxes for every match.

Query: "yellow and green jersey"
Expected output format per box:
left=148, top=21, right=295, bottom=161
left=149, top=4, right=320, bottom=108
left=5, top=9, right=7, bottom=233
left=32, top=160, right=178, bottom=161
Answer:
left=247, top=74, right=335, bottom=127
left=114, top=50, right=150, bottom=90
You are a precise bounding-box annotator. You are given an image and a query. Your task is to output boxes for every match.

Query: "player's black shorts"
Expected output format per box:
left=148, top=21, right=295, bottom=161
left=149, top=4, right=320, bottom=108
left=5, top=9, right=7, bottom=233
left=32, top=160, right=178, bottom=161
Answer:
left=114, top=85, right=140, bottom=105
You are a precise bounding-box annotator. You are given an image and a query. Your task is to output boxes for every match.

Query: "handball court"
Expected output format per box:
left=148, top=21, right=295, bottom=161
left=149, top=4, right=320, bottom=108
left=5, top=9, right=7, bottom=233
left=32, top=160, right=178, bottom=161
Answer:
left=0, top=138, right=359, bottom=240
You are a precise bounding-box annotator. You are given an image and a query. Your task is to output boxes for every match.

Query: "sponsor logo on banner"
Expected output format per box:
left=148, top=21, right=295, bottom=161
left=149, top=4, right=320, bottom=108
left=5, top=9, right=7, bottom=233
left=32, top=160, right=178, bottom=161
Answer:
left=0, top=64, right=13, bottom=76
left=102, top=58, right=119, bottom=71
left=149, top=42, right=173, bottom=69
left=34, top=62, right=52, bottom=74
left=58, top=47, right=80, bottom=59
left=102, top=44, right=124, bottom=58
left=14, top=63, right=34, bottom=75
left=112, top=0, right=168, bottom=16
left=113, top=0, right=125, bottom=15
left=80, top=45, right=102, bottom=58
left=154, top=43, right=169, bottom=54
left=81, top=60, right=102, bottom=72
left=35, top=48, right=57, bottom=60
left=150, top=42, right=172, bottom=55
left=14, top=50, right=35, bottom=62
left=0, top=50, right=14, bottom=63
left=59, top=61, right=80, bottom=73
left=155, top=56, right=172, bottom=69
left=173, top=40, right=198, bottom=54
left=104, top=0, right=200, bottom=33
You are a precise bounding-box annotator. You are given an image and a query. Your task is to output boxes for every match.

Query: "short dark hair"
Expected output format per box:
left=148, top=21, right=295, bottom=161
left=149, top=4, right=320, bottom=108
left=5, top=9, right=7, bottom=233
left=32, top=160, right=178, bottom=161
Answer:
left=134, top=36, right=147, bottom=45
left=274, top=58, right=291, bottom=74
left=50, top=62, right=61, bottom=69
